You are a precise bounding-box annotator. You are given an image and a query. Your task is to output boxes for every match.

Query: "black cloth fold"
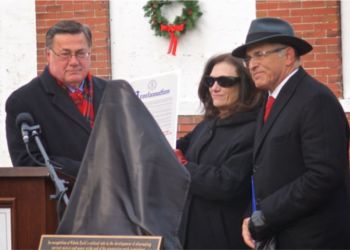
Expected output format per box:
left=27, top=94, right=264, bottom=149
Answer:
left=57, top=80, right=190, bottom=249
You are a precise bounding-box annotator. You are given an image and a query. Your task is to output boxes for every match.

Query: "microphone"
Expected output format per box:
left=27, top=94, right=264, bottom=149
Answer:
left=16, top=112, right=34, bottom=144
left=15, top=112, right=70, bottom=209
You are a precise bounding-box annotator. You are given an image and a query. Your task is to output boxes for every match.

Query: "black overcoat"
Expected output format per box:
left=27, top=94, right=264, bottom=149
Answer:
left=177, top=109, right=258, bottom=249
left=253, top=67, right=350, bottom=248
left=5, top=66, right=107, bottom=177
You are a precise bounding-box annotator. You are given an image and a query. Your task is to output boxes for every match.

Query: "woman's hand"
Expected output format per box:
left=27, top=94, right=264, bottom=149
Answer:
left=174, top=149, right=188, bottom=165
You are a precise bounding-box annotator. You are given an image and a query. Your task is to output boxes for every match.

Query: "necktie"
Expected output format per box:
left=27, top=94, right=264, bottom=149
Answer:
left=264, top=96, right=275, bottom=123
left=69, top=90, right=84, bottom=105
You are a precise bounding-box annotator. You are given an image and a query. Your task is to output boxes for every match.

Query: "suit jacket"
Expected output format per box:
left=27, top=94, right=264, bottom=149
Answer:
left=177, top=109, right=258, bottom=249
left=6, top=66, right=107, bottom=177
left=253, top=67, right=350, bottom=248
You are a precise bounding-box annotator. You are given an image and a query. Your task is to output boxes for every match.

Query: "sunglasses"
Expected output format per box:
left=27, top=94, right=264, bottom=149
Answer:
left=204, top=76, right=241, bottom=88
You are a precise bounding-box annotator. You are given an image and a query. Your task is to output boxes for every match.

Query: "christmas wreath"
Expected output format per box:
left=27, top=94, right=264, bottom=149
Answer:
left=143, top=0, right=202, bottom=55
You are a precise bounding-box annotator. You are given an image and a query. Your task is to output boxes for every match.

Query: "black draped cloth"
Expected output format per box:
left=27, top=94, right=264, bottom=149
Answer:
left=57, top=80, right=190, bottom=249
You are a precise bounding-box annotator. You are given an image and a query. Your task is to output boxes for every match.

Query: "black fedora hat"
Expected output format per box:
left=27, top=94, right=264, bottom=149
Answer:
left=232, top=17, right=312, bottom=58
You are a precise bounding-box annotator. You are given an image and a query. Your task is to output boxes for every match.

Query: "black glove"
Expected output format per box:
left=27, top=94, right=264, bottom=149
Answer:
left=249, top=210, right=273, bottom=241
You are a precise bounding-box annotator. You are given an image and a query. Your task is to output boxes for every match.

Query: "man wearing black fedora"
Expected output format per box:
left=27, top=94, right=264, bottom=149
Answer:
left=232, top=17, right=350, bottom=249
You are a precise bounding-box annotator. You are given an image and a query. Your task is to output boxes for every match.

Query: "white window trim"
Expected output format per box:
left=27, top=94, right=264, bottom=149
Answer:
left=340, top=0, right=350, bottom=112
left=0, top=208, right=12, bottom=250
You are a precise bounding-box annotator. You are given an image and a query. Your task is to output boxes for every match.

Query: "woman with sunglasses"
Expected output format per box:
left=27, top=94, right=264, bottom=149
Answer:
left=176, top=53, right=262, bottom=249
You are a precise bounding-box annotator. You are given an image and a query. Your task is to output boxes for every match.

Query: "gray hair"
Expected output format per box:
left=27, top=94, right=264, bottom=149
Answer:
left=45, top=20, right=92, bottom=49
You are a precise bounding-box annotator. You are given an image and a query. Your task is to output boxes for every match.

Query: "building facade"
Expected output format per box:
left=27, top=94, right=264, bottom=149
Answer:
left=0, top=0, right=347, bottom=165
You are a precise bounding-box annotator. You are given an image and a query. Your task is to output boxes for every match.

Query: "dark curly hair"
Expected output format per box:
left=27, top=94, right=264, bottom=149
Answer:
left=198, top=53, right=262, bottom=119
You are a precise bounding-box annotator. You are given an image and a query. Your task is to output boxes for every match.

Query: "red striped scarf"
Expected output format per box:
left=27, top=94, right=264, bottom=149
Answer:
left=56, top=73, right=95, bottom=128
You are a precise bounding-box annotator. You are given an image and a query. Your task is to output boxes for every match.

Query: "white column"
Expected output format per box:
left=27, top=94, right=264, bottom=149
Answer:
left=340, top=0, right=350, bottom=111
left=0, top=0, right=37, bottom=166
left=341, top=0, right=350, bottom=98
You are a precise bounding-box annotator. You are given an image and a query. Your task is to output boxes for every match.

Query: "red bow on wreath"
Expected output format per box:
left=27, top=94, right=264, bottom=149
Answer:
left=160, top=23, right=184, bottom=56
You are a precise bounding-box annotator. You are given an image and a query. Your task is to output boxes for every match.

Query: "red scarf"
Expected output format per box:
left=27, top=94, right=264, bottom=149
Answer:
left=56, top=73, right=95, bottom=128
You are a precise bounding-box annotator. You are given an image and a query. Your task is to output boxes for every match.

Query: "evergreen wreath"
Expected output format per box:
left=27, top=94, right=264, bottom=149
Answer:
left=143, top=0, right=202, bottom=38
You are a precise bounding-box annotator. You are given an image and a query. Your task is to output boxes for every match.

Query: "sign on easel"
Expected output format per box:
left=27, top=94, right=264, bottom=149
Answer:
left=39, top=235, right=162, bottom=250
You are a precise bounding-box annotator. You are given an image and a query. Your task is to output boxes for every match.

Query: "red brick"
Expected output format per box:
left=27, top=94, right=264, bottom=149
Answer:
left=314, top=37, right=339, bottom=46
left=283, top=17, right=302, bottom=24
left=177, top=115, right=202, bottom=138
left=256, top=10, right=268, bottom=17
left=59, top=12, right=75, bottom=19
left=178, top=116, right=195, bottom=124
left=326, top=1, right=339, bottom=8
left=301, top=1, right=326, bottom=8
left=73, top=3, right=85, bottom=11
left=62, top=3, right=75, bottom=12
left=291, top=8, right=316, bottom=16
left=96, top=68, right=110, bottom=76
left=307, top=8, right=337, bottom=15
left=257, top=1, right=279, bottom=10
left=328, top=75, right=341, bottom=83
left=95, top=53, right=110, bottom=61
left=93, top=1, right=109, bottom=9
left=74, top=10, right=95, bottom=17
left=303, top=61, right=332, bottom=68
left=316, top=68, right=340, bottom=76
left=326, top=29, right=340, bottom=38
left=46, top=5, right=62, bottom=12
left=256, top=1, right=268, bottom=10
left=293, top=23, right=315, bottom=31
left=36, top=5, right=47, bottom=13
left=36, top=0, right=55, bottom=5
left=179, top=124, right=196, bottom=133
left=278, top=1, right=302, bottom=9
left=327, top=45, right=341, bottom=53
left=316, top=23, right=339, bottom=31
left=267, top=9, right=290, bottom=17
left=302, top=30, right=326, bottom=39
left=37, top=12, right=59, bottom=20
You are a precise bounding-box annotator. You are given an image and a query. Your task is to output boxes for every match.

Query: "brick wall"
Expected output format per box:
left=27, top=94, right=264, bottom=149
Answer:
left=35, top=0, right=345, bottom=139
left=257, top=0, right=342, bottom=98
left=35, top=0, right=111, bottom=79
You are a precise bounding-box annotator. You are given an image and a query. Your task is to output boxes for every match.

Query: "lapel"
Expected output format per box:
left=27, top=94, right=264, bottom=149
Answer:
left=39, top=67, right=91, bottom=133
left=254, top=94, right=266, bottom=149
left=253, top=67, right=307, bottom=160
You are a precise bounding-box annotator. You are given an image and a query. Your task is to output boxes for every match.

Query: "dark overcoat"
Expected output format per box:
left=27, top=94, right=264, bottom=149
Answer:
left=253, top=67, right=350, bottom=249
left=177, top=109, right=258, bottom=249
left=6, top=66, right=107, bottom=177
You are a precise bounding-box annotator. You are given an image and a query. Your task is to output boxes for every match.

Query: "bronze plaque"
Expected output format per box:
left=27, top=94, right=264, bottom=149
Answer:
left=38, top=235, right=162, bottom=250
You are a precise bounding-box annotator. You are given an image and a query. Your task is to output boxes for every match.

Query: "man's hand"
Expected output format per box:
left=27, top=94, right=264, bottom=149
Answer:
left=242, top=217, right=255, bottom=249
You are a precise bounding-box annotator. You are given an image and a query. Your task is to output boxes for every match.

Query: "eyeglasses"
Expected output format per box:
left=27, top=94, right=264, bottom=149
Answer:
left=244, top=47, right=287, bottom=65
left=50, top=49, right=90, bottom=61
left=204, top=76, right=241, bottom=88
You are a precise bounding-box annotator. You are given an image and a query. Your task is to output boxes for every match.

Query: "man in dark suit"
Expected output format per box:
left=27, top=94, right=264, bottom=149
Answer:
left=232, top=17, right=350, bottom=248
left=6, top=20, right=107, bottom=178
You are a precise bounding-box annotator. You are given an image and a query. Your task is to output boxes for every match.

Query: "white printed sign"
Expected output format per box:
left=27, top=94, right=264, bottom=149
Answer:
left=130, top=72, right=179, bottom=148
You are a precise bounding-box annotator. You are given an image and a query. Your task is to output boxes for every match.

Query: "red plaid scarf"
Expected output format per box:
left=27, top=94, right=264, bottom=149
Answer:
left=56, top=73, right=95, bottom=128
